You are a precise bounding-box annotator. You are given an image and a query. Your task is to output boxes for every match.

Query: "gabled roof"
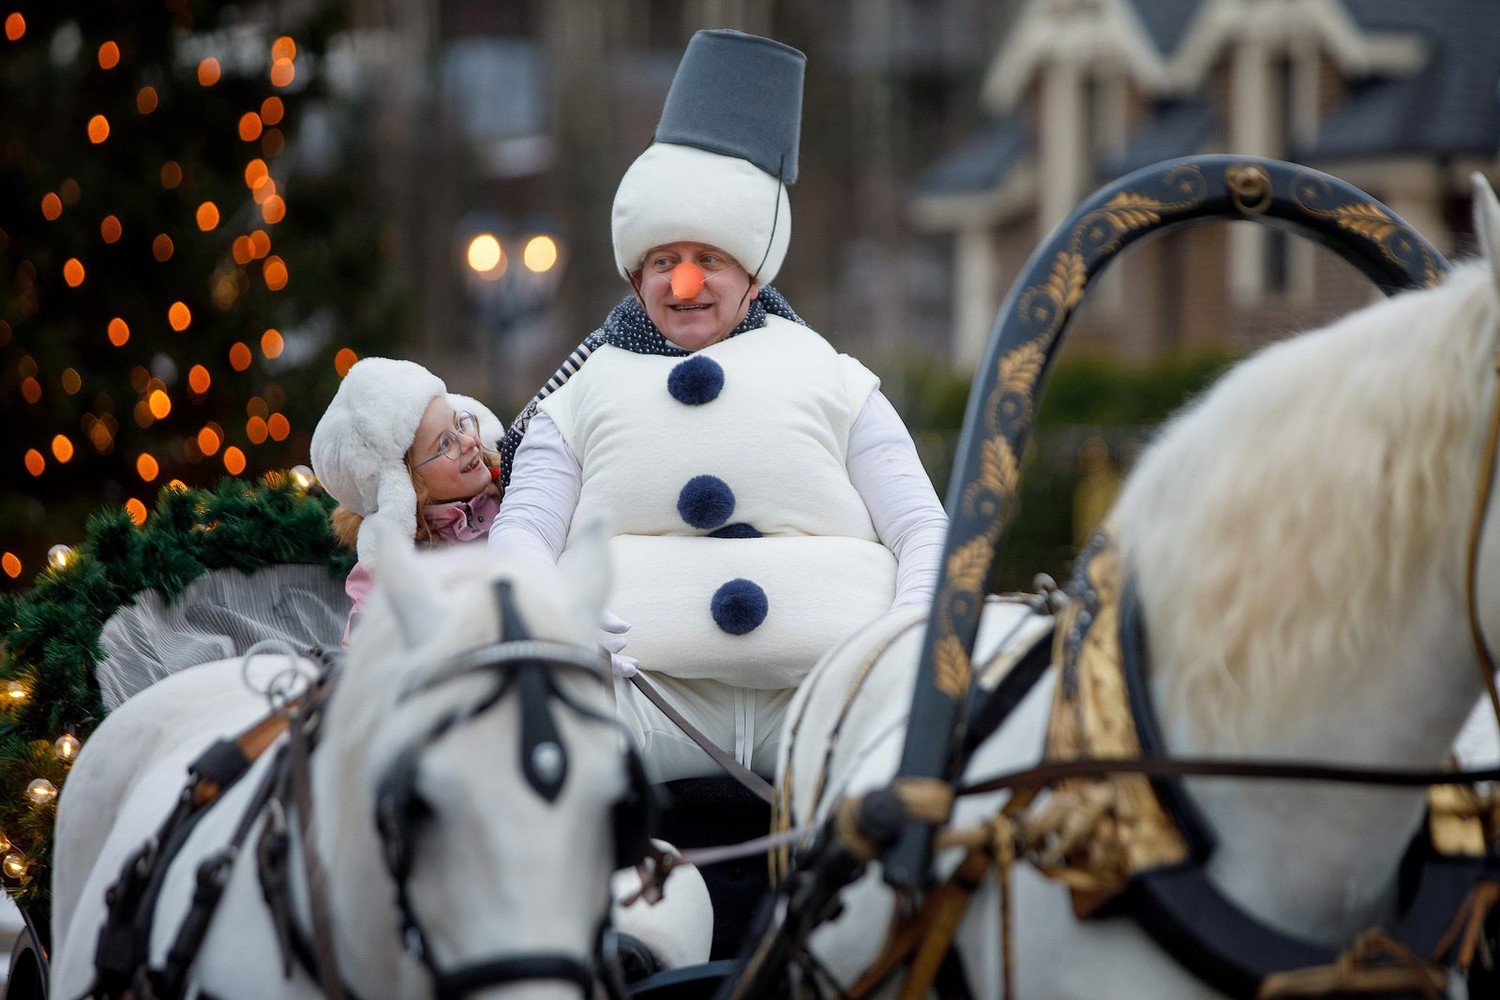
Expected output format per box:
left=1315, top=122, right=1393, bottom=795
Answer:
left=917, top=0, right=1499, bottom=204
left=1101, top=98, right=1219, bottom=179
left=913, top=115, right=1030, bottom=196
left=1302, top=0, right=1500, bottom=160
left=1130, top=0, right=1203, bottom=57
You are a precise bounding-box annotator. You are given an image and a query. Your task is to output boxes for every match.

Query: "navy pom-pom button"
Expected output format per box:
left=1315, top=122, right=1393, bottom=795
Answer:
left=667, top=356, right=725, bottom=405
left=711, top=579, right=769, bottom=635
left=678, top=475, right=735, bottom=529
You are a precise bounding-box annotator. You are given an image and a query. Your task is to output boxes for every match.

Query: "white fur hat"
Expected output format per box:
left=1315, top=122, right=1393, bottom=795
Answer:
left=611, top=30, right=804, bottom=285
left=613, top=145, right=792, bottom=285
left=310, top=357, right=445, bottom=566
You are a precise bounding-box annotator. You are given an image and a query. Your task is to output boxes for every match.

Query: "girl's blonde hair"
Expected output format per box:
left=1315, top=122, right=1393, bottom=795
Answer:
left=328, top=445, right=505, bottom=552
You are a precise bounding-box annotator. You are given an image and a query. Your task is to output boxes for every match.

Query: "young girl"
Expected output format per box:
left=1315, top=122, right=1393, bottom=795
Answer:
left=310, top=357, right=505, bottom=645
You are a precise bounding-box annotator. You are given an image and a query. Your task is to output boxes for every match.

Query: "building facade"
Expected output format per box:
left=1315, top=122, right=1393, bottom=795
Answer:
left=914, top=0, right=1500, bottom=366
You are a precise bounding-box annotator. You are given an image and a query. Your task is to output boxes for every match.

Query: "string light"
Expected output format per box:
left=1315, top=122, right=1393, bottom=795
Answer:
left=4, top=681, right=26, bottom=704
left=2, top=854, right=25, bottom=881
left=0, top=830, right=10, bottom=853
left=289, top=465, right=315, bottom=491
left=25, top=779, right=56, bottom=806
left=47, top=544, right=73, bottom=570
left=54, top=732, right=81, bottom=762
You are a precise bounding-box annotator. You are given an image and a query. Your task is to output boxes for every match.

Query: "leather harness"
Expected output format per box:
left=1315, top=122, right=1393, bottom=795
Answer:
left=88, top=581, right=657, bottom=1000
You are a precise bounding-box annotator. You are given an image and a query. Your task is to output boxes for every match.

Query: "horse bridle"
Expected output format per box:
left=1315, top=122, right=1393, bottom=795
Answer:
left=373, top=581, right=655, bottom=1000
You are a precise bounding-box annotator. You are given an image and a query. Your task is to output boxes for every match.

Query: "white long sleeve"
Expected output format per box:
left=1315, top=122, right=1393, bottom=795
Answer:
left=487, top=411, right=579, bottom=565
left=845, top=391, right=949, bottom=608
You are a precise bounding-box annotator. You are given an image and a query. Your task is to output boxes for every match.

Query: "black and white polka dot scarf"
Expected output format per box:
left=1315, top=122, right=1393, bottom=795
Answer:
left=498, top=286, right=806, bottom=485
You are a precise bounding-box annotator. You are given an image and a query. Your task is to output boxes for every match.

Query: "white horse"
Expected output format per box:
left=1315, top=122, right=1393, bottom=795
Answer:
left=773, top=176, right=1500, bottom=999
left=51, top=529, right=709, bottom=999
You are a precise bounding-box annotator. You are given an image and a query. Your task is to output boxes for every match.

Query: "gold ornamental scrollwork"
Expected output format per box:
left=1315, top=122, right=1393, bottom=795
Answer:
left=1291, top=170, right=1443, bottom=287
left=1075, top=164, right=1210, bottom=257
left=945, top=536, right=993, bottom=596
left=933, top=632, right=972, bottom=699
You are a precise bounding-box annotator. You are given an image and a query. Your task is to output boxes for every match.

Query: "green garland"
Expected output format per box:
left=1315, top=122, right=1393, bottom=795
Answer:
left=0, top=474, right=353, bottom=911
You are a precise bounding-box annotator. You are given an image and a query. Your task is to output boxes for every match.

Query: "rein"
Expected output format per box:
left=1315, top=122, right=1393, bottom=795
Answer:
left=955, top=755, right=1500, bottom=799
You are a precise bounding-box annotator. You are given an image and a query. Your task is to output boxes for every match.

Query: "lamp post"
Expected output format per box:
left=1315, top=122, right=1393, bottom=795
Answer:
left=458, top=217, right=565, bottom=406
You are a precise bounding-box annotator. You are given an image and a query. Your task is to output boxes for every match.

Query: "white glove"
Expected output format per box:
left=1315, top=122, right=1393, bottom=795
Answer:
left=600, top=608, right=631, bottom=636
left=600, top=609, right=638, bottom=677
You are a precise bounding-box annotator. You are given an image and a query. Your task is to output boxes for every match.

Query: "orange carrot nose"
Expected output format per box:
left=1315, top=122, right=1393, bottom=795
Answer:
left=669, top=262, right=706, bottom=299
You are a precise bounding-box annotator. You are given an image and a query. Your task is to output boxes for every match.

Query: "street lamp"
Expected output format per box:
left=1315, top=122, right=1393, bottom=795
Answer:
left=457, top=217, right=566, bottom=403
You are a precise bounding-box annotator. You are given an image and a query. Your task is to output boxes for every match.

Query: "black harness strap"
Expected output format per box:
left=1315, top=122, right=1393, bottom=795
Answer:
left=149, top=746, right=285, bottom=1000
left=92, top=729, right=275, bottom=998
left=961, top=623, right=1055, bottom=760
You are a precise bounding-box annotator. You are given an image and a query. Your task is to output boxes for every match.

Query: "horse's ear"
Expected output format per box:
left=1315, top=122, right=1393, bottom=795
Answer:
left=1471, top=172, right=1500, bottom=298
left=558, top=514, right=613, bottom=629
left=370, top=523, right=438, bottom=648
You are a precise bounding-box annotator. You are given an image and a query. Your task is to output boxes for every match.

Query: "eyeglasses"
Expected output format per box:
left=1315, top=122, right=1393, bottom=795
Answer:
left=411, top=411, right=481, bottom=469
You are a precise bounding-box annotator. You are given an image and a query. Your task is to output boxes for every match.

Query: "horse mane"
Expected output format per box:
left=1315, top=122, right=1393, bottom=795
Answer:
left=1108, top=259, right=1500, bottom=750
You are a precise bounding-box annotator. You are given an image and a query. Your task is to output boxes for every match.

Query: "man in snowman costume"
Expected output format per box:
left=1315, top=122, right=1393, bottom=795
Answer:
left=490, top=29, right=947, bottom=782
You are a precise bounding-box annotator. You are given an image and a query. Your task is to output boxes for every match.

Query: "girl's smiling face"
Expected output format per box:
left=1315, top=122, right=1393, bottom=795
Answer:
left=409, top=396, right=490, bottom=503
left=634, top=241, right=760, bottom=351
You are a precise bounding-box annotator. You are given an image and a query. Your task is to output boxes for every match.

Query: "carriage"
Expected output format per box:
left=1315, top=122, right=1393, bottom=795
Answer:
left=6, top=154, right=1500, bottom=999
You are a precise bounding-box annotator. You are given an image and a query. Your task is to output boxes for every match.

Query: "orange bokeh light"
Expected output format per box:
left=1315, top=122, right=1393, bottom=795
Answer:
left=87, top=114, right=110, bottom=143
left=168, top=301, right=191, bottom=331
left=271, top=36, right=297, bottom=61
left=196, top=201, right=220, bottom=231
left=197, top=57, right=221, bottom=86
left=197, top=425, right=221, bottom=456
left=24, top=449, right=44, bottom=476
left=246, top=415, right=268, bottom=444
left=4, top=13, right=24, bottom=42
left=261, top=195, right=286, bottom=225
left=101, top=214, right=122, bottom=242
left=51, top=434, right=74, bottom=463
left=223, top=447, right=247, bottom=476
left=261, top=328, right=284, bottom=358
left=63, top=258, right=85, bottom=287
left=21, top=376, right=40, bottom=403
left=251, top=174, right=276, bottom=205
left=107, top=317, right=130, bottom=346
left=136, top=86, right=158, bottom=114
left=334, top=348, right=359, bottom=377
left=124, top=499, right=147, bottom=525
left=41, top=193, right=61, bottom=220
left=152, top=234, right=174, bottom=261
left=232, top=235, right=254, bottom=265
left=1, top=553, right=20, bottom=579
left=238, top=112, right=263, bottom=142
left=270, top=57, right=295, bottom=88
left=161, top=161, right=182, bottom=188
left=249, top=230, right=271, bottom=258
left=229, top=342, right=252, bottom=371
left=263, top=256, right=288, bottom=291
left=267, top=413, right=290, bottom=441
left=136, top=453, right=159, bottom=482
left=148, top=389, right=171, bottom=419
left=188, top=364, right=211, bottom=394
left=98, top=41, right=120, bottom=70
left=260, top=96, right=284, bottom=126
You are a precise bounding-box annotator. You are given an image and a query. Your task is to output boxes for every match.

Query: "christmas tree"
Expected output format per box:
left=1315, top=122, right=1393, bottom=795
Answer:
left=0, top=0, right=409, bottom=588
